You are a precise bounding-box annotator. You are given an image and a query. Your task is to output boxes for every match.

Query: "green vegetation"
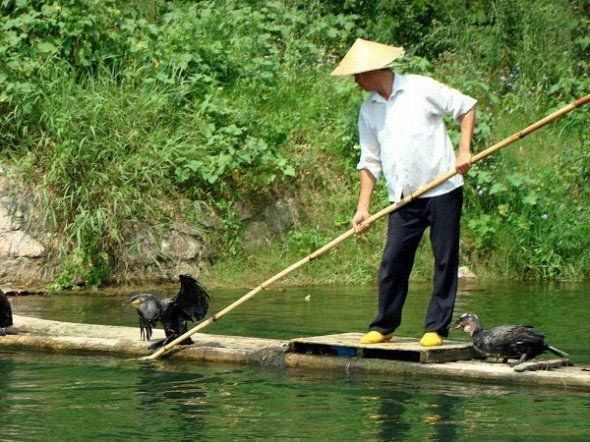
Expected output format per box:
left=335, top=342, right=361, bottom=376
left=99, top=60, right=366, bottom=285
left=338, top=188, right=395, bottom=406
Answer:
left=1, top=0, right=588, bottom=288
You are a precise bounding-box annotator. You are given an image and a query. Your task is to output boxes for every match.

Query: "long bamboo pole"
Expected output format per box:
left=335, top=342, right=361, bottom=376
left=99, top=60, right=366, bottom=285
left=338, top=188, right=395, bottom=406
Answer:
left=141, top=93, right=590, bottom=361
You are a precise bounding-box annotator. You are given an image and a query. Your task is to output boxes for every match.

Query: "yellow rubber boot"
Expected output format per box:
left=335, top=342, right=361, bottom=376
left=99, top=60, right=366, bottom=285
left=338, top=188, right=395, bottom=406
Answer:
left=419, top=332, right=444, bottom=347
left=360, top=331, right=393, bottom=344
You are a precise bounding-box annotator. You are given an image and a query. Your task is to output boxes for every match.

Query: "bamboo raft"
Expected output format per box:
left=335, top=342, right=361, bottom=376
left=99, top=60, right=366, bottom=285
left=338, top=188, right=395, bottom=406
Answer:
left=2, top=315, right=589, bottom=391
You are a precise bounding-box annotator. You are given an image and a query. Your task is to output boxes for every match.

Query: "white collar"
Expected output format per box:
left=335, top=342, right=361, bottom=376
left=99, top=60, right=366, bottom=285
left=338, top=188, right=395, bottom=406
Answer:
left=370, top=73, right=405, bottom=103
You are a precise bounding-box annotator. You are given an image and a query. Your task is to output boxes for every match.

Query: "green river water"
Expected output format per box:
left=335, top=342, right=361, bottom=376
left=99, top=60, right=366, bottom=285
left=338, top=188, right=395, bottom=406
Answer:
left=2, top=282, right=589, bottom=440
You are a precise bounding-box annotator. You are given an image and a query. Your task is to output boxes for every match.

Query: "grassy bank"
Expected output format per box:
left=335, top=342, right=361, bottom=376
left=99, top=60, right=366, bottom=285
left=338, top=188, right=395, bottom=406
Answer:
left=1, top=0, right=588, bottom=288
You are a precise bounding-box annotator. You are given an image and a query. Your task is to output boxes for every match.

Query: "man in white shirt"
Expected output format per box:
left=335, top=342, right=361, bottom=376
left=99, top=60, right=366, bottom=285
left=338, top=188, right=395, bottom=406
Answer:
left=331, top=38, right=476, bottom=347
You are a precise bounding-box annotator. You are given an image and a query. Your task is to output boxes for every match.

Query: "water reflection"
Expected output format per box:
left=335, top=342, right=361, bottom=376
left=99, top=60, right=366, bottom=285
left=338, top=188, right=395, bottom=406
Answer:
left=128, top=363, right=207, bottom=439
left=0, top=357, right=18, bottom=440
left=358, top=381, right=465, bottom=440
left=1, top=352, right=589, bottom=439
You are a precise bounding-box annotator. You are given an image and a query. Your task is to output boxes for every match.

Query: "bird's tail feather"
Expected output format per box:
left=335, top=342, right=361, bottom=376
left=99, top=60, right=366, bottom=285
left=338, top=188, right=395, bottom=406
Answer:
left=547, top=345, right=569, bottom=358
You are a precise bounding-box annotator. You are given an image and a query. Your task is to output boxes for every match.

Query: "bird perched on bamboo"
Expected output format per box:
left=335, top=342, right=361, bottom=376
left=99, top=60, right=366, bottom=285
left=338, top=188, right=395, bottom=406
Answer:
left=453, top=312, right=568, bottom=366
left=123, top=274, right=210, bottom=350
left=0, top=289, right=14, bottom=336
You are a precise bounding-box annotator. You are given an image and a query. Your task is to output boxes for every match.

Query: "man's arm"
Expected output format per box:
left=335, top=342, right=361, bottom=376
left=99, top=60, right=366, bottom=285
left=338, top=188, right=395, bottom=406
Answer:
left=456, top=106, right=476, bottom=175
left=352, top=168, right=376, bottom=233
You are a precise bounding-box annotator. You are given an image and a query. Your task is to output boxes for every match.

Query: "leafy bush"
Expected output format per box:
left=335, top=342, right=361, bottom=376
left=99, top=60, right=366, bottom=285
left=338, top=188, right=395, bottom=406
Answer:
left=0, top=0, right=359, bottom=287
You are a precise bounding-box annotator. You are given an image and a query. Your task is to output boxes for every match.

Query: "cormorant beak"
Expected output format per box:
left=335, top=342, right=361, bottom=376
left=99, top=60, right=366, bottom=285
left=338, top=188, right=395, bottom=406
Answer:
left=452, top=323, right=464, bottom=330
left=121, top=299, right=142, bottom=308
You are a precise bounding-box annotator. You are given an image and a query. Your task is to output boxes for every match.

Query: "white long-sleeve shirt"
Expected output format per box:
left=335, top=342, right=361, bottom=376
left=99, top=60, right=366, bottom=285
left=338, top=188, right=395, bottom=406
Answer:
left=357, top=73, right=477, bottom=202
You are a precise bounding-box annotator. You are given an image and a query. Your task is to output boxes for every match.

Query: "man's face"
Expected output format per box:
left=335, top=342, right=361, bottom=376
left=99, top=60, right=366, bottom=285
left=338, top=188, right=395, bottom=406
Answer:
left=354, top=70, right=381, bottom=92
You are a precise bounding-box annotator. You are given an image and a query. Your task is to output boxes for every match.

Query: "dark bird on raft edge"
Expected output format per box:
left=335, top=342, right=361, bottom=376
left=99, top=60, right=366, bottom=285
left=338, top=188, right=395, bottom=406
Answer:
left=122, top=274, right=210, bottom=350
left=0, top=289, right=15, bottom=336
left=453, top=312, right=568, bottom=366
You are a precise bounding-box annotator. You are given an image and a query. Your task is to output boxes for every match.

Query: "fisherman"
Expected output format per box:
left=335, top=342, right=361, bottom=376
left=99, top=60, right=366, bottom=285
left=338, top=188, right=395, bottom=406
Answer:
left=331, top=38, right=476, bottom=347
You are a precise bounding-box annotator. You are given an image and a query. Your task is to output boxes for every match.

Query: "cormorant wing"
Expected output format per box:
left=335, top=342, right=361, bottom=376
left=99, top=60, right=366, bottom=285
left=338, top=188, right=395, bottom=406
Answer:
left=173, top=275, right=210, bottom=322
left=512, top=325, right=545, bottom=341
left=0, top=290, right=13, bottom=328
left=488, top=325, right=544, bottom=354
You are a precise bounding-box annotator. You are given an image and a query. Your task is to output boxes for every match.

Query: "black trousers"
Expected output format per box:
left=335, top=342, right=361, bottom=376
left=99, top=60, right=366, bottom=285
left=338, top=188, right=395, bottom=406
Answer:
left=369, top=187, right=463, bottom=337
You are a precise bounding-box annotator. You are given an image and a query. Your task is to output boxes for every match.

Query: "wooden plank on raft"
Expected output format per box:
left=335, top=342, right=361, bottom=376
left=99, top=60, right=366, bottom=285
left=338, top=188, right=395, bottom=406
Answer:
left=288, top=332, right=480, bottom=363
left=512, top=358, right=573, bottom=372
left=3, top=315, right=286, bottom=364
left=284, top=353, right=590, bottom=391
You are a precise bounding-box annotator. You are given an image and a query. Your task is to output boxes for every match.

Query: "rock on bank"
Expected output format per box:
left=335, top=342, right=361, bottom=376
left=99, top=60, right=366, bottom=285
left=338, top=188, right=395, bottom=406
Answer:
left=0, top=164, right=299, bottom=291
left=0, top=165, right=208, bottom=290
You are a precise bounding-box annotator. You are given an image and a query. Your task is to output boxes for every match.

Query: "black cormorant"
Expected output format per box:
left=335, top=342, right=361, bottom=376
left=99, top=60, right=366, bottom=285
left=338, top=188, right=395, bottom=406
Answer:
left=123, top=274, right=210, bottom=349
left=454, top=312, right=568, bottom=365
left=0, top=289, right=14, bottom=336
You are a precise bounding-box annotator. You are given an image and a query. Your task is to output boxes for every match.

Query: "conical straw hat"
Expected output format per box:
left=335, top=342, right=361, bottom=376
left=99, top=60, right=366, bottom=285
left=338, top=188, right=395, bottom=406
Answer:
left=330, top=38, right=405, bottom=76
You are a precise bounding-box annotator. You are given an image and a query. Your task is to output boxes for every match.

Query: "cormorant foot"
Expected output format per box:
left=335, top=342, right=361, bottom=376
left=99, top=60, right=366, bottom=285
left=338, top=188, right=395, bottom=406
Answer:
left=149, top=337, right=194, bottom=351
left=161, top=334, right=194, bottom=346
left=508, top=354, right=529, bottom=367
left=0, top=327, right=16, bottom=336
left=149, top=340, right=165, bottom=351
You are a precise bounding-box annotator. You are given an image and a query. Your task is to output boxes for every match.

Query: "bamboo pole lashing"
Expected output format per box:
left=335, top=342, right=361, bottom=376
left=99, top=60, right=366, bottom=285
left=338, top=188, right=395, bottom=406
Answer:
left=140, top=93, right=590, bottom=361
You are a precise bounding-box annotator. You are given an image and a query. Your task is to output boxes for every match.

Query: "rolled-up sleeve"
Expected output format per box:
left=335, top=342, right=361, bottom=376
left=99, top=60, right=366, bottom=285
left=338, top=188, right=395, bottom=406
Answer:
left=426, top=79, right=477, bottom=124
left=356, top=106, right=382, bottom=180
